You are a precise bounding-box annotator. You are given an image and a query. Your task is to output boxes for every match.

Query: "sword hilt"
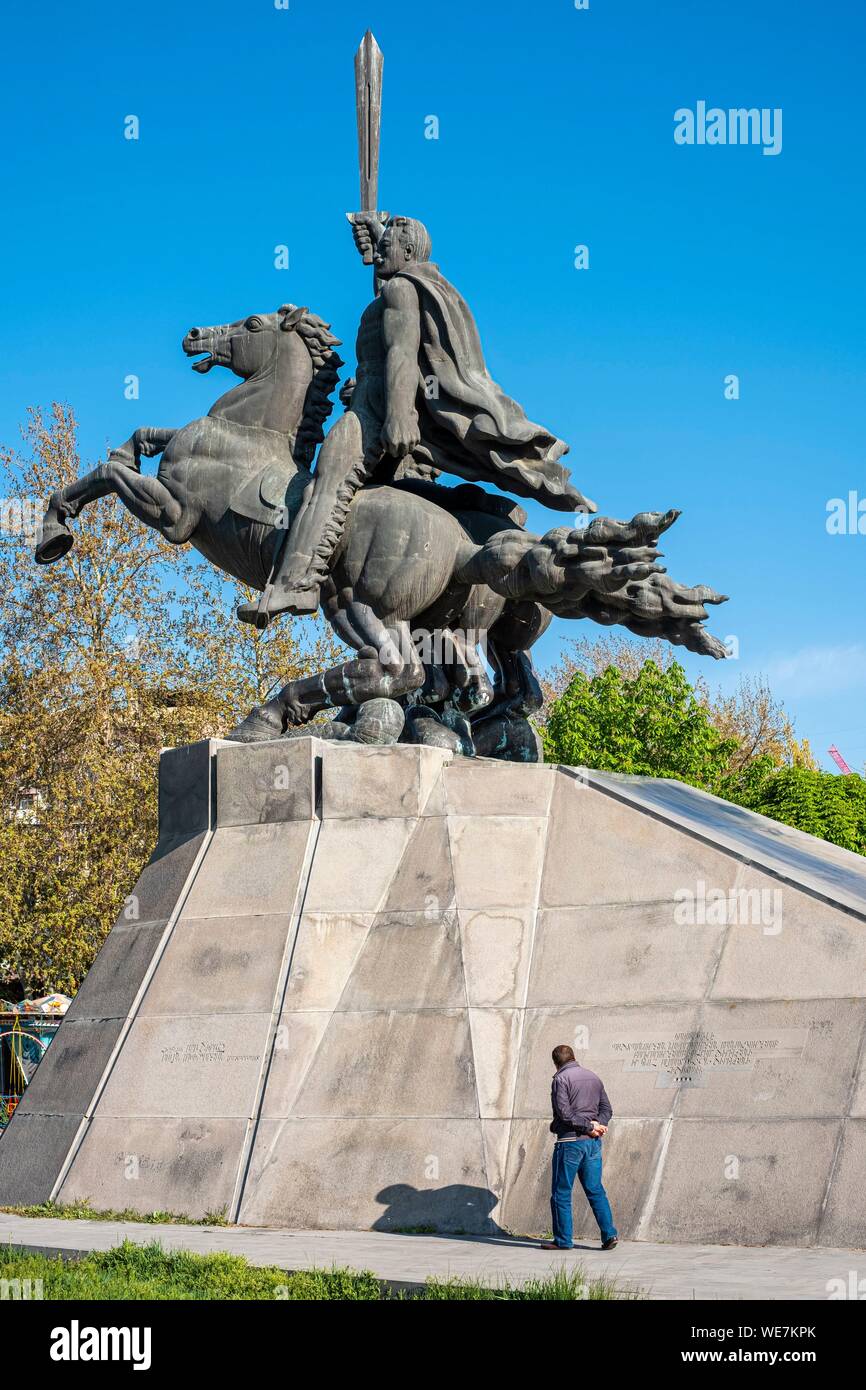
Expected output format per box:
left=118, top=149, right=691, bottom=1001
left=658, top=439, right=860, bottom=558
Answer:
left=346, top=210, right=389, bottom=265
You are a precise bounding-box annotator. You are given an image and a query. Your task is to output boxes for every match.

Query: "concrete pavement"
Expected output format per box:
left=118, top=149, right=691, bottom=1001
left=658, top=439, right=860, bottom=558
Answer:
left=1, top=1214, right=862, bottom=1299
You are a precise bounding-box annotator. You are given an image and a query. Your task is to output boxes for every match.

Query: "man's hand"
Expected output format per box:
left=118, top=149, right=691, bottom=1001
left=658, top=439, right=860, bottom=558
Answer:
left=348, top=211, right=386, bottom=263
left=589, top=1123, right=607, bottom=1137
left=381, top=411, right=421, bottom=459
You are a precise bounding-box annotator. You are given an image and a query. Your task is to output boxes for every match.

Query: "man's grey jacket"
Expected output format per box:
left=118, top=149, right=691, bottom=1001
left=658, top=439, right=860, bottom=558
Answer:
left=550, top=1060, right=613, bottom=1139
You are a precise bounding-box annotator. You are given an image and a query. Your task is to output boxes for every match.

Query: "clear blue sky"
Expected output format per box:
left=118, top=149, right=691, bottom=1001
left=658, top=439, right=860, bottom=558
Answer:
left=2, top=0, right=864, bottom=768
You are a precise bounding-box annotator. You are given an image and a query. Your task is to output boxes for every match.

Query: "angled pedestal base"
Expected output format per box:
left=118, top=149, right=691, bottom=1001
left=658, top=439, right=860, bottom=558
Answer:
left=2, top=738, right=865, bottom=1247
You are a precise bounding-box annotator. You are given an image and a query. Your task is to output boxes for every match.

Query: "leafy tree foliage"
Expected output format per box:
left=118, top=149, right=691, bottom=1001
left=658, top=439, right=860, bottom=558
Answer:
left=542, top=635, right=816, bottom=773
left=543, top=649, right=864, bottom=856
left=542, top=660, right=737, bottom=787
left=722, top=760, right=866, bottom=856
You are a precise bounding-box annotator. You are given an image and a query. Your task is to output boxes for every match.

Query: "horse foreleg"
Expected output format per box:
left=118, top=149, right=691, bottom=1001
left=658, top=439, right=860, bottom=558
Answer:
left=37, top=465, right=115, bottom=562
left=37, top=456, right=196, bottom=563
left=109, top=427, right=178, bottom=468
left=102, top=463, right=198, bottom=543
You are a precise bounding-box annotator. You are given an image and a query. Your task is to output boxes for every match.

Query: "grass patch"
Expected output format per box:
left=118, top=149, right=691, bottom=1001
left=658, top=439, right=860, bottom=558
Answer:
left=0, top=1199, right=227, bottom=1226
left=0, top=1242, right=382, bottom=1301
left=0, top=1241, right=640, bottom=1300
left=425, top=1268, right=636, bottom=1300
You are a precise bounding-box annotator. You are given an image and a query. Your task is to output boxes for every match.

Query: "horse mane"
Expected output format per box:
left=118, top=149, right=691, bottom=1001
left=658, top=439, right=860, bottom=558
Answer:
left=280, top=305, right=344, bottom=467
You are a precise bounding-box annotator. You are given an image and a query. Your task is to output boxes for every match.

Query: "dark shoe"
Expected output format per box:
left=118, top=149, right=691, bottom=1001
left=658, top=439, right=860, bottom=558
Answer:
left=234, top=586, right=319, bottom=631
left=538, top=1241, right=572, bottom=1250
left=236, top=599, right=271, bottom=629
left=237, top=583, right=319, bottom=626
left=601, top=1237, right=619, bottom=1251
left=271, top=583, right=320, bottom=616
left=269, top=578, right=319, bottom=617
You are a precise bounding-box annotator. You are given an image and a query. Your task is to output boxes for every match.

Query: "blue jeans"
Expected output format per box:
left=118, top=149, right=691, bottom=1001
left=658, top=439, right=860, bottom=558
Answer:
left=550, top=1138, right=617, bottom=1248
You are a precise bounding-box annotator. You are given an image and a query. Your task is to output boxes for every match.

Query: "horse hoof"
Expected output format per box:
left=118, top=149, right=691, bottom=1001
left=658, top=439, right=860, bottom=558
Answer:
left=225, top=705, right=285, bottom=743
left=350, top=698, right=405, bottom=746
left=453, top=675, right=495, bottom=715
left=35, top=517, right=73, bottom=564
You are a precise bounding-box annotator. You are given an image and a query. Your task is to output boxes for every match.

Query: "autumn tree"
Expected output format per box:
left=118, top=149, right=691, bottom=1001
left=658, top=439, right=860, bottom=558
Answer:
left=703, top=674, right=817, bottom=773
left=0, top=405, right=341, bottom=994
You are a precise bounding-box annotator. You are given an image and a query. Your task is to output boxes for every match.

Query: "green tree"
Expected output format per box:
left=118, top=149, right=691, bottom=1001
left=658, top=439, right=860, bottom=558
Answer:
left=542, top=659, right=737, bottom=788
left=542, top=635, right=816, bottom=774
left=722, top=761, right=866, bottom=856
left=542, top=649, right=866, bottom=857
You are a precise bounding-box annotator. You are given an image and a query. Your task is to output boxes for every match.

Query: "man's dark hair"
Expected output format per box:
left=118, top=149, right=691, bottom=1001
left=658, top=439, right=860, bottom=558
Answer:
left=552, top=1044, right=575, bottom=1068
left=392, top=215, right=432, bottom=263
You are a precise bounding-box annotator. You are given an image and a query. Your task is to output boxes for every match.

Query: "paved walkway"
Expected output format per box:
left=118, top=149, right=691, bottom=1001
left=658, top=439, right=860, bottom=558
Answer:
left=1, top=1214, right=862, bottom=1298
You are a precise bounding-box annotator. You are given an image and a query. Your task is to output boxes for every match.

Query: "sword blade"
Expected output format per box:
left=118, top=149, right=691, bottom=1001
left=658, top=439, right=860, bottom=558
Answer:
left=354, top=30, right=383, bottom=213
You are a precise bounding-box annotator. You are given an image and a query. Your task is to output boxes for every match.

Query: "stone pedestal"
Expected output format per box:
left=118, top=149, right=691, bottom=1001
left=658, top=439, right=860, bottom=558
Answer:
left=1, top=738, right=865, bottom=1246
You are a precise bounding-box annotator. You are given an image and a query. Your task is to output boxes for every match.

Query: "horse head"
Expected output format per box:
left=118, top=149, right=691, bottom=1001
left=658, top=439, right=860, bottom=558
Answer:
left=182, top=304, right=308, bottom=379
left=182, top=306, right=343, bottom=460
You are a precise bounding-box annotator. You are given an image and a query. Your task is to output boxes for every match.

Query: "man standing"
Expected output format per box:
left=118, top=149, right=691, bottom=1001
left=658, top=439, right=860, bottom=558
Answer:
left=540, top=1044, right=618, bottom=1252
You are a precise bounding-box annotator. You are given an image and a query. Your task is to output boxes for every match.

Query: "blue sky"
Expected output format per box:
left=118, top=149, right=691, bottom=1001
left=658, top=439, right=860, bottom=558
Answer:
left=2, top=0, right=864, bottom=768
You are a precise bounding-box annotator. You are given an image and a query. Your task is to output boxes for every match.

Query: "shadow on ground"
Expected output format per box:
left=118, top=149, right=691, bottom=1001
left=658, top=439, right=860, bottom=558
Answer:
left=373, top=1183, right=511, bottom=1236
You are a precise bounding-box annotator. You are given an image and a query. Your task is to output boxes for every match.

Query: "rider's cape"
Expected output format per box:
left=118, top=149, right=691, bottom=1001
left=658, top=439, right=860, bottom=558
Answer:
left=393, top=262, right=594, bottom=513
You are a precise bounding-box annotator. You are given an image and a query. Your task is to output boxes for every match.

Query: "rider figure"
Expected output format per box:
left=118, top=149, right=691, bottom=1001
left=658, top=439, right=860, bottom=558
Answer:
left=237, top=214, right=594, bottom=626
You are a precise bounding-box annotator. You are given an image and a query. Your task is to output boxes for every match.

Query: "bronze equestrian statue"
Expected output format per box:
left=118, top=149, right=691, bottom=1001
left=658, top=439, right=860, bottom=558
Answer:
left=34, top=215, right=727, bottom=760
left=233, top=213, right=595, bottom=627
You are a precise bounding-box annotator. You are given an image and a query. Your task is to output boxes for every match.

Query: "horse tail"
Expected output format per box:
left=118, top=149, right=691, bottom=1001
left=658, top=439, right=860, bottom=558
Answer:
left=459, top=511, right=728, bottom=657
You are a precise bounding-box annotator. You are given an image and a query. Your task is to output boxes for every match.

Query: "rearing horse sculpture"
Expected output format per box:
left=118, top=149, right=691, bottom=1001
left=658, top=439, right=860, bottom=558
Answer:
left=35, top=305, right=727, bottom=758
